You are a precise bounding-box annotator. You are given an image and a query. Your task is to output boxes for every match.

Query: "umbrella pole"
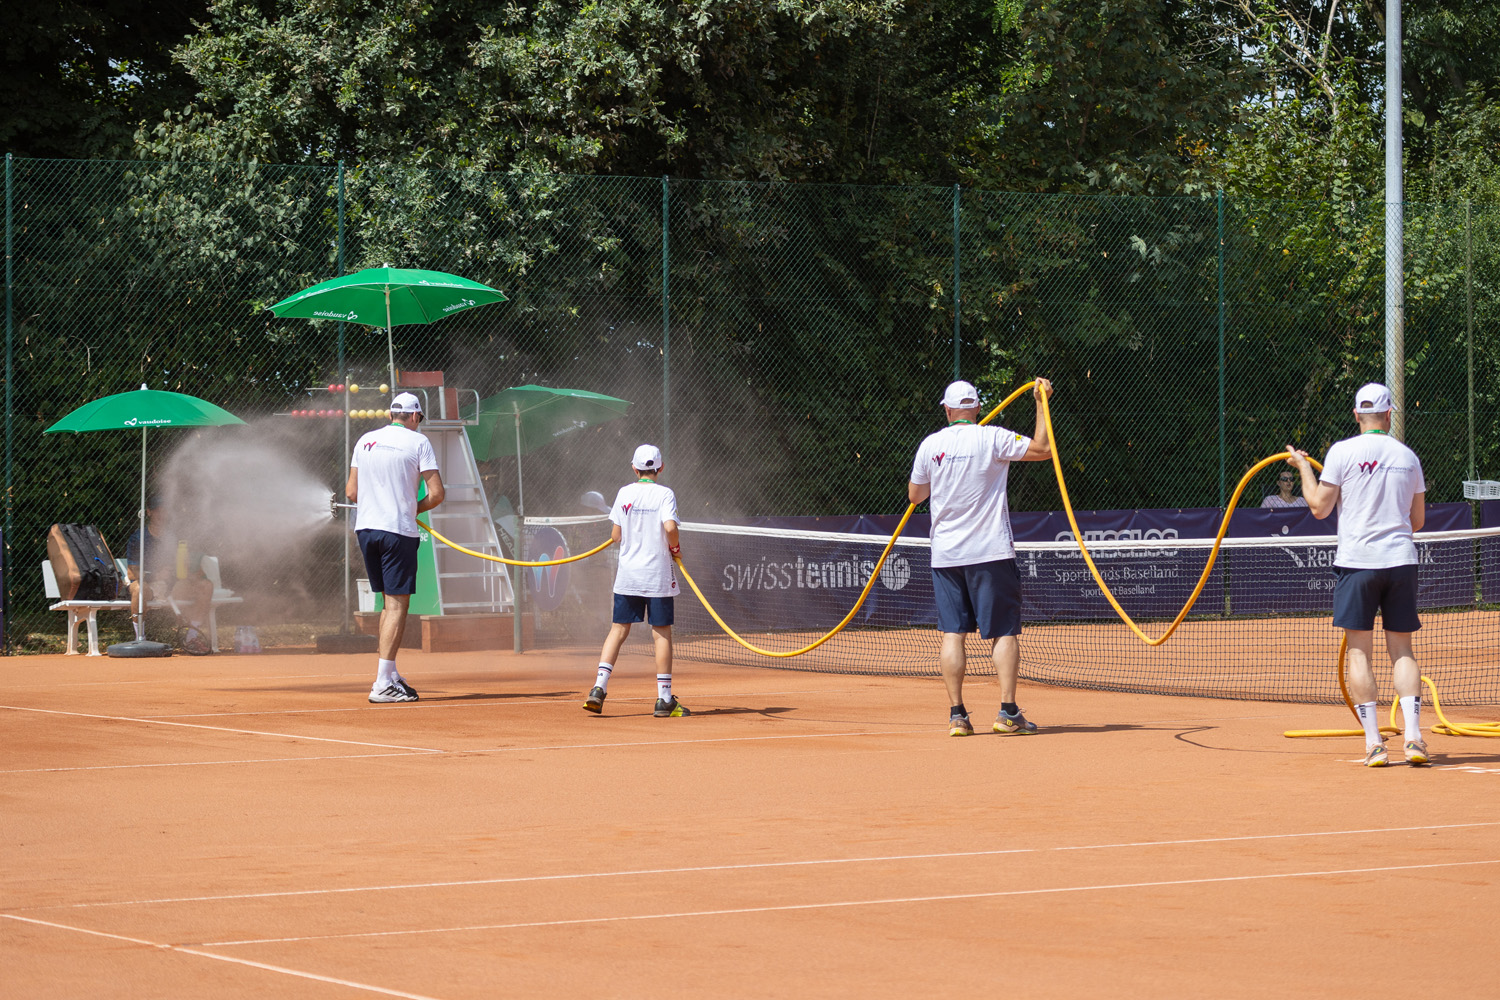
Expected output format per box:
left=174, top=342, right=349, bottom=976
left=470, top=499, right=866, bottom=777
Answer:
left=135, top=426, right=147, bottom=639
left=385, top=289, right=396, bottom=398
left=513, top=405, right=524, bottom=654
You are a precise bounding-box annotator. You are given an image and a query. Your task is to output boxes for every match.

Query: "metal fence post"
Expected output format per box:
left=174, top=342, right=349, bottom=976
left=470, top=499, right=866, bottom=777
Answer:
left=1466, top=199, right=1474, bottom=480
left=4, top=153, right=12, bottom=600
left=337, top=161, right=351, bottom=636
left=662, top=175, right=671, bottom=461
left=1217, top=189, right=1226, bottom=509
left=952, top=183, right=961, bottom=379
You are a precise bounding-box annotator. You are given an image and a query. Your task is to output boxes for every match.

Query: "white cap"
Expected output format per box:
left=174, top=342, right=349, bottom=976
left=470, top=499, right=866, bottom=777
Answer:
left=390, top=391, right=423, bottom=415
left=941, top=380, right=981, bottom=409
left=1354, top=383, right=1396, bottom=413
left=632, top=443, right=663, bottom=471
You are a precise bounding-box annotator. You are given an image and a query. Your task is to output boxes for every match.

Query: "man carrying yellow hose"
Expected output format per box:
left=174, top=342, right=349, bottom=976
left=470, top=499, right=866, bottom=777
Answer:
left=1286, top=383, right=1428, bottom=767
left=908, top=378, right=1054, bottom=737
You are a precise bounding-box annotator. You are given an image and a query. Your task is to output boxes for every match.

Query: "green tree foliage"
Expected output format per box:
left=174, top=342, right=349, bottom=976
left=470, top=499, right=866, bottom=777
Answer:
left=1, top=0, right=206, bottom=158
left=137, top=0, right=1018, bottom=186
left=1000, top=0, right=1253, bottom=194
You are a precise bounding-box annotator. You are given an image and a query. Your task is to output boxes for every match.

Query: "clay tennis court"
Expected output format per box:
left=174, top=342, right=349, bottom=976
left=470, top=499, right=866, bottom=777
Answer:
left=3, top=642, right=1498, bottom=998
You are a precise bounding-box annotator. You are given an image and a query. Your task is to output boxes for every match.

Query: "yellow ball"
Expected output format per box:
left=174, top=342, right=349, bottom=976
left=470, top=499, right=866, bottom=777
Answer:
left=348, top=383, right=360, bottom=394
left=378, top=383, right=390, bottom=394
left=384, top=409, right=392, bottom=418
left=352, top=409, right=365, bottom=419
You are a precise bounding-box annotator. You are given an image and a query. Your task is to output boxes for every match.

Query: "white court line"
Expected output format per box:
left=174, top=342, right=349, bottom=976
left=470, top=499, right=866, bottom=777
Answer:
left=0, top=731, right=936, bottom=779
left=42, top=671, right=369, bottom=688
left=201, top=858, right=1500, bottom=946
left=143, top=687, right=856, bottom=720
left=1, top=752, right=429, bottom=775
left=0, top=914, right=443, bottom=1000
left=0, top=705, right=445, bottom=753
left=34, top=821, right=1500, bottom=911
left=0, top=728, right=928, bottom=775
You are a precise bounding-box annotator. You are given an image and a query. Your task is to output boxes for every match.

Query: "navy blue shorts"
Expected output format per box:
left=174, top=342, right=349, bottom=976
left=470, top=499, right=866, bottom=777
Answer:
left=932, top=559, right=1022, bottom=639
left=613, top=593, right=674, bottom=627
left=1332, top=564, right=1421, bottom=632
left=357, top=529, right=420, bottom=596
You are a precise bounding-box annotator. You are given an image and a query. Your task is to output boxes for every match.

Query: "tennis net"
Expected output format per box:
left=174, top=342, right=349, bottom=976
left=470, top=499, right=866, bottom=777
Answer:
left=525, top=517, right=1500, bottom=706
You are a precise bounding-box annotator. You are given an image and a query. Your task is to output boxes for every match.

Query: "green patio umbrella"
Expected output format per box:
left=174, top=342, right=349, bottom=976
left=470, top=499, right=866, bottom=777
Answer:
left=44, top=386, right=246, bottom=630
left=464, top=385, right=632, bottom=516
left=266, top=267, right=507, bottom=392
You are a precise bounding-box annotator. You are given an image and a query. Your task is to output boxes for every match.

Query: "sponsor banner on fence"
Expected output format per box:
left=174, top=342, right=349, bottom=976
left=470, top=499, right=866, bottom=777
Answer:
left=1482, top=501, right=1500, bottom=602
left=678, top=526, right=936, bottom=633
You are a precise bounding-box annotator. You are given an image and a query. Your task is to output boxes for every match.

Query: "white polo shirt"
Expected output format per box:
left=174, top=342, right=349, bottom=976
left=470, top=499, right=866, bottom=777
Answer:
left=350, top=423, right=440, bottom=537
left=1319, top=431, right=1426, bottom=568
left=909, top=423, right=1033, bottom=568
left=610, top=480, right=681, bottom=598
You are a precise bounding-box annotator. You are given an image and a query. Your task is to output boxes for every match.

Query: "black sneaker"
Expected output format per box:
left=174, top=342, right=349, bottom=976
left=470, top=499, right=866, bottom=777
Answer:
left=369, top=683, right=418, bottom=704
left=584, top=686, right=607, bottom=713
left=653, top=696, right=690, bottom=718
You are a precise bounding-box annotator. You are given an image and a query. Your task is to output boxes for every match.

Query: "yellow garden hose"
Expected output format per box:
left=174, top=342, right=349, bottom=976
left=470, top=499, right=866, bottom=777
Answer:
left=416, top=517, right=615, bottom=566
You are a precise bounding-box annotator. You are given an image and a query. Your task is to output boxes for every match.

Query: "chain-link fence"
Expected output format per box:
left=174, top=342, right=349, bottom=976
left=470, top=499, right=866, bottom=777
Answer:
left=6, top=155, right=1498, bottom=645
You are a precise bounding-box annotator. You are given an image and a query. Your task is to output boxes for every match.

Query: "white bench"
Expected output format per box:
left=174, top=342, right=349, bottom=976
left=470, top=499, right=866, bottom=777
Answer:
left=42, top=556, right=243, bottom=656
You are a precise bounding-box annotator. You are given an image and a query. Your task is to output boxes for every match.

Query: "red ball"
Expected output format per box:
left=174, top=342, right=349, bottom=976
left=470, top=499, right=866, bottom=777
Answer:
left=327, top=383, right=337, bottom=393
left=336, top=384, right=346, bottom=392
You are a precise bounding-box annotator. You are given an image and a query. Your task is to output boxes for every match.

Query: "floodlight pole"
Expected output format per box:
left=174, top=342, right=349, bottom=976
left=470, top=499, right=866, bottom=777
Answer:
left=1384, top=0, right=1405, bottom=440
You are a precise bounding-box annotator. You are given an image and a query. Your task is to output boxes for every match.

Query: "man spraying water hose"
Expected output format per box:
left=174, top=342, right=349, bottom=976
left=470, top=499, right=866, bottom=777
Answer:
left=1285, top=383, right=1429, bottom=767
left=909, top=378, right=1054, bottom=737
left=346, top=392, right=446, bottom=703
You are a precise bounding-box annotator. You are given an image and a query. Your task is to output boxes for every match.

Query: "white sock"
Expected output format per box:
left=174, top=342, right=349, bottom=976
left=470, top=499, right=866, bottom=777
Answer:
left=1355, top=701, right=1381, bottom=747
left=657, top=674, right=672, bottom=702
left=376, top=658, right=398, bottom=688
left=1400, top=695, right=1422, bottom=741
left=595, top=663, right=613, bottom=691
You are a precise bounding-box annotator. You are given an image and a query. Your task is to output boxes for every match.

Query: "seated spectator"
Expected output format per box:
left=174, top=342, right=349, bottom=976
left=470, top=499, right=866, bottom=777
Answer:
left=125, top=496, right=215, bottom=654
left=1261, top=470, right=1309, bottom=509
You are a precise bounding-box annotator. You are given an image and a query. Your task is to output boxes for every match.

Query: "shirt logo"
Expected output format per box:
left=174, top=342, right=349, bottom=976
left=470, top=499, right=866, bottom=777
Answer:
left=932, top=452, right=946, bottom=467
left=364, top=441, right=378, bottom=451
left=1358, top=460, right=1379, bottom=474
left=621, top=502, right=633, bottom=514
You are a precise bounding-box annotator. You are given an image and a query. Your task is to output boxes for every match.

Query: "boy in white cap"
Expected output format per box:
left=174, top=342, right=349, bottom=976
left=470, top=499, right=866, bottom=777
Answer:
left=584, top=443, right=688, bottom=717
left=346, top=392, right=445, bottom=703
left=908, top=377, right=1053, bottom=737
left=1286, top=382, right=1428, bottom=766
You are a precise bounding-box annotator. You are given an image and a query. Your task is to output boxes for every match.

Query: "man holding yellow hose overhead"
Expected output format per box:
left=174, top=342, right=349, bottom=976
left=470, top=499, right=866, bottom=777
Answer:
left=1286, top=383, right=1428, bottom=768
left=908, top=378, right=1054, bottom=737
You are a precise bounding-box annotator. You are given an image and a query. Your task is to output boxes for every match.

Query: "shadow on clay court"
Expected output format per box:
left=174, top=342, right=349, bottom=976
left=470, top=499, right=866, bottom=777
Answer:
left=687, top=705, right=797, bottom=718
left=418, top=691, right=575, bottom=702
